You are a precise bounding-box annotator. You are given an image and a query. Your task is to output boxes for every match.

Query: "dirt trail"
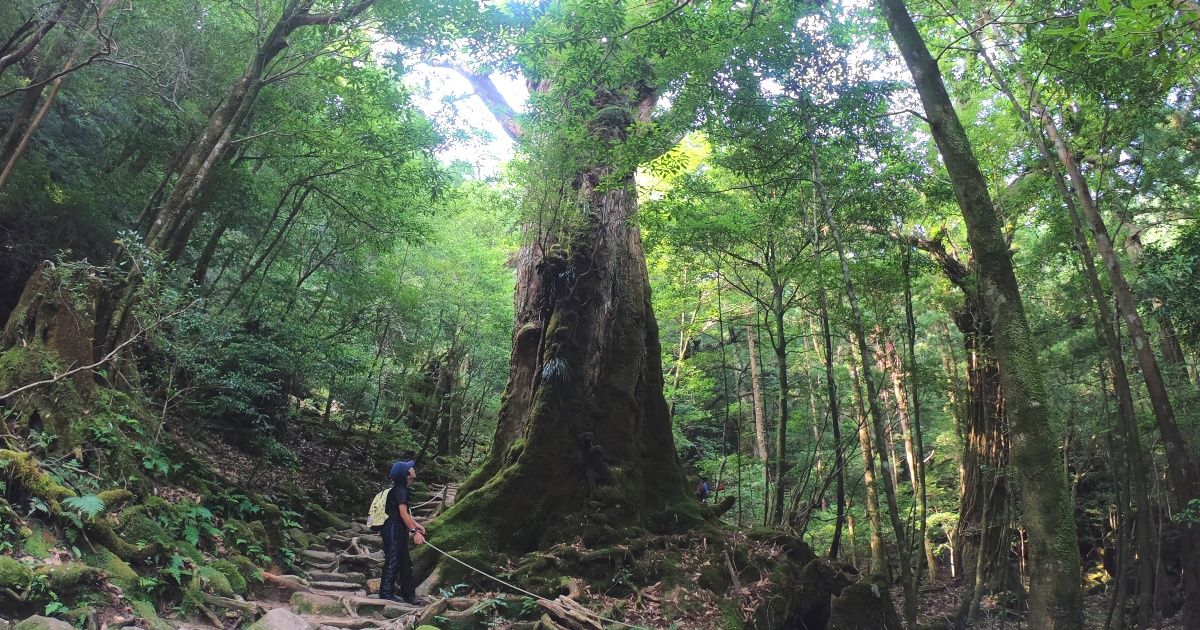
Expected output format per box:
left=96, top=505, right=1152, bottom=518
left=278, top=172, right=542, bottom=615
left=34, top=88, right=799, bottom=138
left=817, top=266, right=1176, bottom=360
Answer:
left=236, top=483, right=462, bottom=630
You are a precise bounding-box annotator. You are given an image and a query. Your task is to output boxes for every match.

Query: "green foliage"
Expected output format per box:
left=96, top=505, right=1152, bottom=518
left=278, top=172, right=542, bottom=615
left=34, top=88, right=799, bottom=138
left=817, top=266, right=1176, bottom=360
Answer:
left=61, top=495, right=105, bottom=521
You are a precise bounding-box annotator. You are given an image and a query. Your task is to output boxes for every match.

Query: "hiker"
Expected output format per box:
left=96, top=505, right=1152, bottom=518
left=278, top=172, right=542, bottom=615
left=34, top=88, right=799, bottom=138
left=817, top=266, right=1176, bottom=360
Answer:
left=378, top=459, right=426, bottom=604
left=697, top=477, right=710, bottom=503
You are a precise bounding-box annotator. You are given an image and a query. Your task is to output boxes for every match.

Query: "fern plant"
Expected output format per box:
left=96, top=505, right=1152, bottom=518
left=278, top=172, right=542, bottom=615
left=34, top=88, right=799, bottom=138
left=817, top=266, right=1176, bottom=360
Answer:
left=63, top=495, right=106, bottom=520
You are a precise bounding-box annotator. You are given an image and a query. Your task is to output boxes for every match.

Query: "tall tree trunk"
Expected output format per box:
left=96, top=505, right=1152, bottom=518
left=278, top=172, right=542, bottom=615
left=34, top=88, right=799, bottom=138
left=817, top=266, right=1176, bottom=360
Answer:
left=848, top=354, right=889, bottom=579
left=667, top=293, right=701, bottom=420
left=429, top=86, right=700, bottom=566
left=965, top=31, right=1159, bottom=623
left=817, top=282, right=845, bottom=559
left=0, top=0, right=115, bottom=192
left=1041, top=114, right=1200, bottom=624
left=952, top=301, right=1022, bottom=619
left=901, top=252, right=934, bottom=580
left=191, top=217, right=230, bottom=287
left=143, top=0, right=377, bottom=258
left=813, top=137, right=917, bottom=625
left=747, top=322, right=771, bottom=510
left=874, top=0, right=1083, bottom=624
left=770, top=283, right=790, bottom=526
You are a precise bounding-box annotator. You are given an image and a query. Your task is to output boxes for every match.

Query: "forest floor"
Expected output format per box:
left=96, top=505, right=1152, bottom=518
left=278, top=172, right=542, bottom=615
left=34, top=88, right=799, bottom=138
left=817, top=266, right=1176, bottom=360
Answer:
left=892, top=574, right=1189, bottom=629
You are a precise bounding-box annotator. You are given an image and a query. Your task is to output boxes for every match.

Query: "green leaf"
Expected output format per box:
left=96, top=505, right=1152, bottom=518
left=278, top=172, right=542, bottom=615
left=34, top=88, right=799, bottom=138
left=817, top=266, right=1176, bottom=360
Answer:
left=63, top=495, right=106, bottom=520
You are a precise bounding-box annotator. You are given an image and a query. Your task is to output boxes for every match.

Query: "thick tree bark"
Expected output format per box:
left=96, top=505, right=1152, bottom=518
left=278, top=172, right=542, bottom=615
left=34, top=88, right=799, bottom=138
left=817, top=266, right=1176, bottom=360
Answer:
left=432, top=89, right=700, bottom=564
left=873, top=0, right=1083, bottom=624
left=952, top=300, right=1022, bottom=619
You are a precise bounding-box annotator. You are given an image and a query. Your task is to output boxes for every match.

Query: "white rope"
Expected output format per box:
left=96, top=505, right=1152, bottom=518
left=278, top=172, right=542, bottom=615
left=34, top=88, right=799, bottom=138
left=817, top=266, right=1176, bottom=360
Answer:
left=423, top=541, right=653, bottom=630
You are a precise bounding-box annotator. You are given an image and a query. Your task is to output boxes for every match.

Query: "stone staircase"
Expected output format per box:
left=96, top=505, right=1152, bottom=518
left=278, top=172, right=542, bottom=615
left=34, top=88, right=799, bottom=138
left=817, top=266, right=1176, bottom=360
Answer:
left=252, top=483, right=460, bottom=630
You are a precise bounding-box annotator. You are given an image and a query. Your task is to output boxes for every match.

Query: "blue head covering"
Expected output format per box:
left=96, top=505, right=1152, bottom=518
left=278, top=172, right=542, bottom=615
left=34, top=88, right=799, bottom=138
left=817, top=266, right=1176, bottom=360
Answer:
left=389, top=459, right=415, bottom=484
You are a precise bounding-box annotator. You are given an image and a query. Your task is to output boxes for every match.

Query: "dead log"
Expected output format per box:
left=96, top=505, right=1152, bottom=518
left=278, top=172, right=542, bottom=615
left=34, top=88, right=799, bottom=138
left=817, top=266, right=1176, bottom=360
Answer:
left=535, top=596, right=603, bottom=630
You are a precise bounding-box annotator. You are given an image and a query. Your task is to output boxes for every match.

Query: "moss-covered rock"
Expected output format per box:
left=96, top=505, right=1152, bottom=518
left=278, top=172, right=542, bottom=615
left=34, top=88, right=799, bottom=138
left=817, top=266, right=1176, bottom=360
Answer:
left=303, top=504, right=347, bottom=531
left=248, top=520, right=275, bottom=552
left=327, top=472, right=366, bottom=513
left=285, top=528, right=313, bottom=548
left=697, top=563, right=729, bottom=594
left=32, top=563, right=104, bottom=596
left=827, top=576, right=902, bottom=630
left=20, top=525, right=54, bottom=559
left=289, top=591, right=343, bottom=615
left=209, top=559, right=247, bottom=596
left=746, top=536, right=844, bottom=630
left=0, top=555, right=33, bottom=590
left=193, top=565, right=235, bottom=598
left=84, top=546, right=137, bottom=592
left=116, top=504, right=169, bottom=545
left=227, top=555, right=263, bottom=592
left=223, top=519, right=261, bottom=551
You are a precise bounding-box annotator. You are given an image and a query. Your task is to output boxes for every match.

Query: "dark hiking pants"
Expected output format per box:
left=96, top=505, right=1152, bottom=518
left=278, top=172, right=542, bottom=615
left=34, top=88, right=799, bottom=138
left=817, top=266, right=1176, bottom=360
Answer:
left=380, top=518, right=415, bottom=599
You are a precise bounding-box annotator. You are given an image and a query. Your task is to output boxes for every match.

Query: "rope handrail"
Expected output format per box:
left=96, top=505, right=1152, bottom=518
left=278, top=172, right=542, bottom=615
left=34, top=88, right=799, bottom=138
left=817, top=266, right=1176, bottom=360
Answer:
left=423, top=541, right=653, bottom=630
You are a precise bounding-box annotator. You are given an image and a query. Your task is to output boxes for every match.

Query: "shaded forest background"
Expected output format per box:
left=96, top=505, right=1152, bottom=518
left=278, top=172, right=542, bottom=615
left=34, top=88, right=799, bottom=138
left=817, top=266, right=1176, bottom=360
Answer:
left=0, top=0, right=1198, bottom=629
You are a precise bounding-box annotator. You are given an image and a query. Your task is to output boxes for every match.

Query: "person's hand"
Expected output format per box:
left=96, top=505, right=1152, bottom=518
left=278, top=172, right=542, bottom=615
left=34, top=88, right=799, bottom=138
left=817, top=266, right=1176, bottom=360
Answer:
left=413, top=532, right=426, bottom=546
left=416, top=523, right=427, bottom=534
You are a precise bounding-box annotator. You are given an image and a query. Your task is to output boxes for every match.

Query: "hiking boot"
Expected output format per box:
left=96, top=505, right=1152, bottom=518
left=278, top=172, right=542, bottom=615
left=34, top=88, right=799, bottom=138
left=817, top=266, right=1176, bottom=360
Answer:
left=378, top=593, right=404, bottom=603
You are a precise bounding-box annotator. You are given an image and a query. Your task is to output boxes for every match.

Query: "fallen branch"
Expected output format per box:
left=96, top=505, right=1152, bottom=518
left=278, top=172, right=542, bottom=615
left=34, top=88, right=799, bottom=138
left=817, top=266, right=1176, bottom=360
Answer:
left=536, top=596, right=603, bottom=630
left=262, top=572, right=313, bottom=593
left=200, top=593, right=264, bottom=615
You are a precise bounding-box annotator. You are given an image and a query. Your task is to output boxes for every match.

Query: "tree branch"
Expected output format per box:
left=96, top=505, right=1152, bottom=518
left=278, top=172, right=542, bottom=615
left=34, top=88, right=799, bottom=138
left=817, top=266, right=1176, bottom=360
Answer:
left=431, top=62, right=523, bottom=141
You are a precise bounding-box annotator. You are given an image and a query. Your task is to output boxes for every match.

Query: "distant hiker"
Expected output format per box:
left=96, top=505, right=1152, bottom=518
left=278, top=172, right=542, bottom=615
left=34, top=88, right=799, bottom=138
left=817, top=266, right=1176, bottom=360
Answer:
left=697, top=477, right=710, bottom=503
left=378, top=459, right=426, bottom=605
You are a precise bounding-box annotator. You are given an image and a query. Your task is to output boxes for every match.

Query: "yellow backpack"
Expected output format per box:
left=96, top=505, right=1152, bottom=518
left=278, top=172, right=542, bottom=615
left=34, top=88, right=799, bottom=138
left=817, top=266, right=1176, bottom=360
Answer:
left=366, top=489, right=389, bottom=530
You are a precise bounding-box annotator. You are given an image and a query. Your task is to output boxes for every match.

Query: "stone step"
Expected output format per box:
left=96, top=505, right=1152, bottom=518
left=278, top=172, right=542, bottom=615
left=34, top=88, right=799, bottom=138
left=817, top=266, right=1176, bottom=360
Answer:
left=337, top=552, right=383, bottom=571
left=344, top=522, right=373, bottom=535
left=301, top=550, right=337, bottom=563
left=326, top=533, right=382, bottom=548
left=310, top=581, right=363, bottom=592
left=306, top=571, right=365, bottom=585
left=290, top=591, right=417, bottom=620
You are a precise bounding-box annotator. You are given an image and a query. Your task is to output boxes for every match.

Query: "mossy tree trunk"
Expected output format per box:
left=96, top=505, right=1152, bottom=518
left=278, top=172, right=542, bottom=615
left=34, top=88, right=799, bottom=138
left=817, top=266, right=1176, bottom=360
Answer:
left=432, top=88, right=701, bottom=565
left=847, top=356, right=889, bottom=579
left=874, top=0, right=1083, bottom=624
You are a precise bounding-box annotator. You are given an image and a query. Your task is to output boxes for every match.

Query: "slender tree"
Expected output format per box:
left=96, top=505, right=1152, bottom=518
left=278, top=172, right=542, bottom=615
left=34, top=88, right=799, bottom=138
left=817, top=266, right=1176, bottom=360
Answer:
left=873, top=0, right=1084, bottom=625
